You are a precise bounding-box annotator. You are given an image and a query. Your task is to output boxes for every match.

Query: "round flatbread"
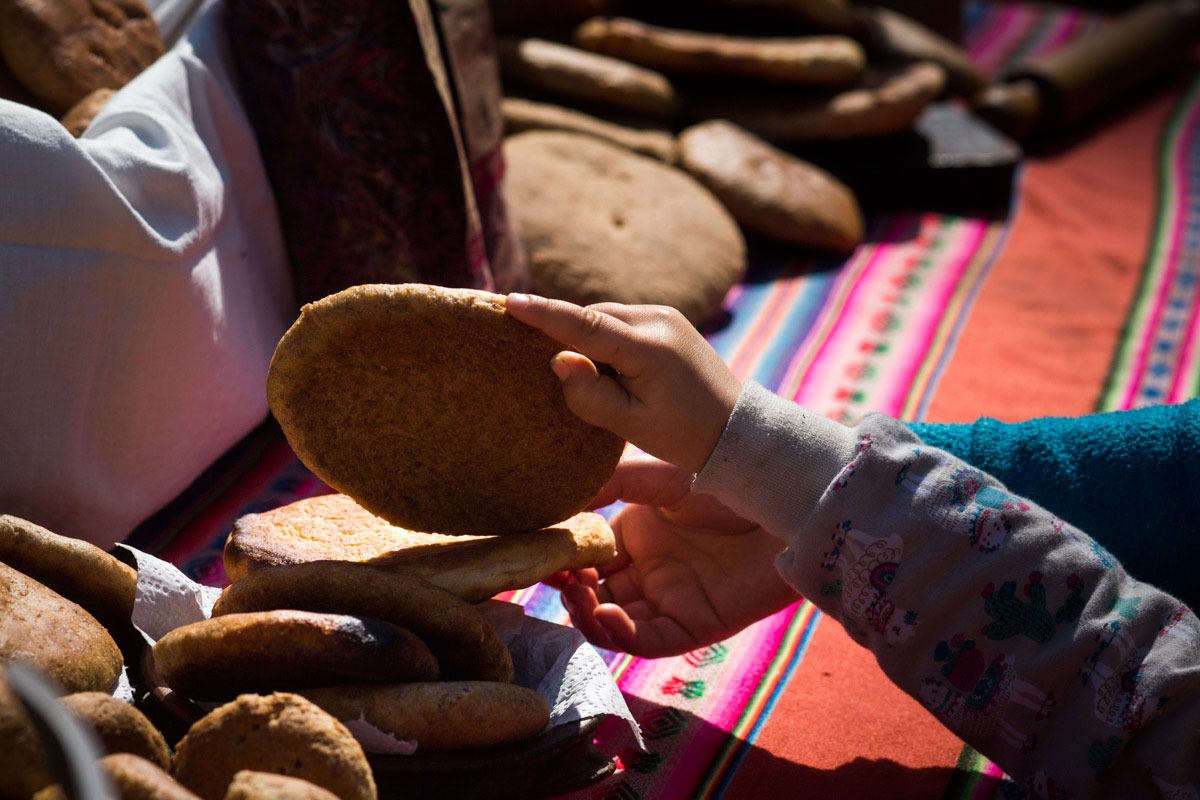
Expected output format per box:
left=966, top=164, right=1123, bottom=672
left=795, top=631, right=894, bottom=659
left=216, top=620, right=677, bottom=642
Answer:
left=300, top=681, right=550, bottom=751
left=151, top=610, right=439, bottom=701
left=0, top=665, right=54, bottom=798
left=172, top=693, right=375, bottom=800
left=503, top=130, right=746, bottom=327
left=59, top=692, right=171, bottom=770
left=212, top=560, right=514, bottom=682
left=266, top=283, right=625, bottom=536
left=222, top=493, right=616, bottom=603
left=224, top=771, right=341, bottom=800
left=100, top=753, right=201, bottom=800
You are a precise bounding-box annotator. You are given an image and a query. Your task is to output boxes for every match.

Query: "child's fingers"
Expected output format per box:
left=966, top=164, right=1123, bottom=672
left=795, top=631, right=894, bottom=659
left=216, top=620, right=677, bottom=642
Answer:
left=551, top=351, right=637, bottom=435
left=505, top=293, right=639, bottom=373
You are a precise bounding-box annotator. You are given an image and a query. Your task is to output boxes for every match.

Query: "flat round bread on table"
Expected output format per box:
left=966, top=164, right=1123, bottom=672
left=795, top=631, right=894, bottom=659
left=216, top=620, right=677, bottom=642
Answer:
left=222, top=493, right=617, bottom=604
left=266, top=284, right=626, bottom=536
left=300, top=681, right=550, bottom=751
left=151, top=609, right=439, bottom=701
left=212, top=560, right=515, bottom=682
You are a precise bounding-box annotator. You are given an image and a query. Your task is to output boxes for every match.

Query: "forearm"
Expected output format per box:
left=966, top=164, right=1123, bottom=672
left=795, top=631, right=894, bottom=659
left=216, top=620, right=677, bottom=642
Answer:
left=694, top=382, right=1200, bottom=797
left=908, top=401, right=1200, bottom=608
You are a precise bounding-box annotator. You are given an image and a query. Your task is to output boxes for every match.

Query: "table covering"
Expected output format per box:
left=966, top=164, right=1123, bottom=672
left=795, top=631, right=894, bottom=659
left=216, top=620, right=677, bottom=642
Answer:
left=125, top=3, right=1200, bottom=797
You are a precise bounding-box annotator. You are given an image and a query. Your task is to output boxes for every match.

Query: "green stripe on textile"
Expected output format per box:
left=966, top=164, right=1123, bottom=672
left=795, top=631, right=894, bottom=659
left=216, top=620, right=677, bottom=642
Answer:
left=692, top=602, right=819, bottom=800
left=1098, top=73, right=1200, bottom=412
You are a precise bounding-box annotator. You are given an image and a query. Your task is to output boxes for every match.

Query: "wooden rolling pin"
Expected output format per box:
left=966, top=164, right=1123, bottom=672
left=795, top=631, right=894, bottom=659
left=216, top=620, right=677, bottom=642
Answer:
left=973, top=0, right=1200, bottom=141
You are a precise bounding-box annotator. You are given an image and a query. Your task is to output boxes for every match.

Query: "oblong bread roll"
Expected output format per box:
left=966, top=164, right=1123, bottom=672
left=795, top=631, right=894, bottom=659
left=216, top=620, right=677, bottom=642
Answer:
left=300, top=681, right=550, bottom=751
left=223, top=493, right=616, bottom=603
left=678, top=119, right=863, bottom=254
left=688, top=60, right=946, bottom=142
left=573, top=17, right=865, bottom=85
left=151, top=610, right=439, bottom=701
left=266, top=284, right=626, bottom=536
left=213, top=561, right=514, bottom=682
left=0, top=561, right=123, bottom=693
left=0, top=514, right=137, bottom=630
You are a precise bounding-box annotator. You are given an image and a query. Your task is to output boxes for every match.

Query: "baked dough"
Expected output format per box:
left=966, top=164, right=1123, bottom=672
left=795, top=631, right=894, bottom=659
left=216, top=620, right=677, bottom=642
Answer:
left=171, top=692, right=376, bottom=800
left=223, top=493, right=616, bottom=603
left=678, top=119, right=863, bottom=254
left=0, top=513, right=137, bottom=631
left=0, top=561, right=123, bottom=693
left=0, top=0, right=163, bottom=115
left=213, top=560, right=514, bottom=682
left=59, top=692, right=171, bottom=770
left=266, top=283, right=625, bottom=535
left=151, top=610, right=439, bottom=701
left=503, top=130, right=746, bottom=327
left=301, top=681, right=550, bottom=751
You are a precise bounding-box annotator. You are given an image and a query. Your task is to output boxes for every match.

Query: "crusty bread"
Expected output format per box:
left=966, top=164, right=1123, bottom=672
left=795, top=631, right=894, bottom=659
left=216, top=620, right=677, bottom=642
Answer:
left=301, top=681, right=550, bottom=751
left=0, top=514, right=137, bottom=631
left=59, top=692, right=171, bottom=770
left=101, top=753, right=201, bottom=800
left=223, top=771, right=340, bottom=800
left=223, top=493, right=616, bottom=603
left=0, top=561, right=123, bottom=693
left=151, top=610, right=439, bottom=701
left=266, top=283, right=625, bottom=536
left=172, top=693, right=376, bottom=800
left=212, top=560, right=514, bottom=682
left=0, top=0, right=163, bottom=115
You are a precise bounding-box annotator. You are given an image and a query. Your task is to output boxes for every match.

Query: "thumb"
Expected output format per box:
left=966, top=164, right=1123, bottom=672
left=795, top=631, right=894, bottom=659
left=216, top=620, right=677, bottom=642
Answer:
left=551, top=351, right=632, bottom=435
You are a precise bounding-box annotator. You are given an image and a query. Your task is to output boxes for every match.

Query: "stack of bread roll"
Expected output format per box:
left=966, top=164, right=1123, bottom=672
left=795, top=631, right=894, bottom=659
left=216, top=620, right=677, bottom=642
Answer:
left=493, top=0, right=993, bottom=327
left=0, top=0, right=165, bottom=136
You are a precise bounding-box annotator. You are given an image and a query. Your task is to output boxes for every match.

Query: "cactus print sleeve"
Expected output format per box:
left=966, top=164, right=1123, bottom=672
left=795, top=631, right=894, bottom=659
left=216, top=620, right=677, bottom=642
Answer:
left=693, top=381, right=1200, bottom=799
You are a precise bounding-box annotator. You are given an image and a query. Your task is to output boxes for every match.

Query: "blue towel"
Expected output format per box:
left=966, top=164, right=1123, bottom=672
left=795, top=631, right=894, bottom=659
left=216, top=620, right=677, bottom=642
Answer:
left=909, top=399, right=1200, bottom=609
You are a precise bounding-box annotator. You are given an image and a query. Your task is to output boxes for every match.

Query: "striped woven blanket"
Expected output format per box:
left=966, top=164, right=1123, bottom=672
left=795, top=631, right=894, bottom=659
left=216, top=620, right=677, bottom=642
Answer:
left=126, top=3, right=1200, bottom=797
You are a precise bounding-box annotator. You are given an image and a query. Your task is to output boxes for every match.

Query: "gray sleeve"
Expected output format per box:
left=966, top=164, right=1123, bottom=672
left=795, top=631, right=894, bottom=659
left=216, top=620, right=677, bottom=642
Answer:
left=693, top=382, right=1200, bottom=798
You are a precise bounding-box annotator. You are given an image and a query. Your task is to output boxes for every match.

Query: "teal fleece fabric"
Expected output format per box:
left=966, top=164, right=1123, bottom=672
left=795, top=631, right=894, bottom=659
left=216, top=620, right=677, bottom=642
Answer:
left=909, top=399, right=1200, bottom=609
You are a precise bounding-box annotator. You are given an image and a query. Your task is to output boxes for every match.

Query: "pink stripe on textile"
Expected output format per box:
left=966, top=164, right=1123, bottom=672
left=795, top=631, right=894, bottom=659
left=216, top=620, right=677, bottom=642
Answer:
left=1166, top=109, right=1200, bottom=403
left=569, top=607, right=810, bottom=799
left=882, top=220, right=991, bottom=416
left=780, top=218, right=905, bottom=408
left=783, top=214, right=988, bottom=422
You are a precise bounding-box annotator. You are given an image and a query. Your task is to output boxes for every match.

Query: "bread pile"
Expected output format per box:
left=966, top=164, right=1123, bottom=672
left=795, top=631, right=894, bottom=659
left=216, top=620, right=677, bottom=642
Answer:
left=494, top=0, right=991, bottom=326
left=105, top=283, right=620, bottom=796
left=0, top=0, right=165, bottom=136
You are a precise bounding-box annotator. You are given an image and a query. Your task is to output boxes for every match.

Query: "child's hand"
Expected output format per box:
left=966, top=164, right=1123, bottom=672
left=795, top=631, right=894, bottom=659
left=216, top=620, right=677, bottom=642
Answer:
left=543, top=454, right=800, bottom=657
left=506, top=294, right=742, bottom=474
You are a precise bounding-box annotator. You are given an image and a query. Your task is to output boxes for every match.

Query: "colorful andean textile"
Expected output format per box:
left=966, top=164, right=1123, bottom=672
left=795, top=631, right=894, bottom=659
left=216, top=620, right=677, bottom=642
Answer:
left=127, top=2, right=1200, bottom=798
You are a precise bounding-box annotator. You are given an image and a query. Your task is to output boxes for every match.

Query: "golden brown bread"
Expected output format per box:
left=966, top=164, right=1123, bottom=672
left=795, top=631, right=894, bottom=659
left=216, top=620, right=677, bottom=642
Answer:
left=58, top=692, right=171, bottom=770
left=0, top=561, right=123, bottom=693
left=212, top=560, right=514, bottom=682
left=223, top=493, right=617, bottom=603
left=151, top=610, right=439, bottom=701
left=0, top=514, right=137, bottom=631
left=300, top=681, right=550, bottom=751
left=678, top=119, right=863, bottom=254
left=266, top=284, right=625, bottom=536
left=223, top=771, right=341, bottom=800
left=503, top=130, right=747, bottom=327
left=101, top=753, right=201, bottom=800
left=0, top=0, right=163, bottom=115
left=171, top=692, right=376, bottom=800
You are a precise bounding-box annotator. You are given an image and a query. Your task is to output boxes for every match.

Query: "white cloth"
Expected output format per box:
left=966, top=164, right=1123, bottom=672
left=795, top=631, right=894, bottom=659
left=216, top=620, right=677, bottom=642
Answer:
left=0, top=0, right=294, bottom=548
